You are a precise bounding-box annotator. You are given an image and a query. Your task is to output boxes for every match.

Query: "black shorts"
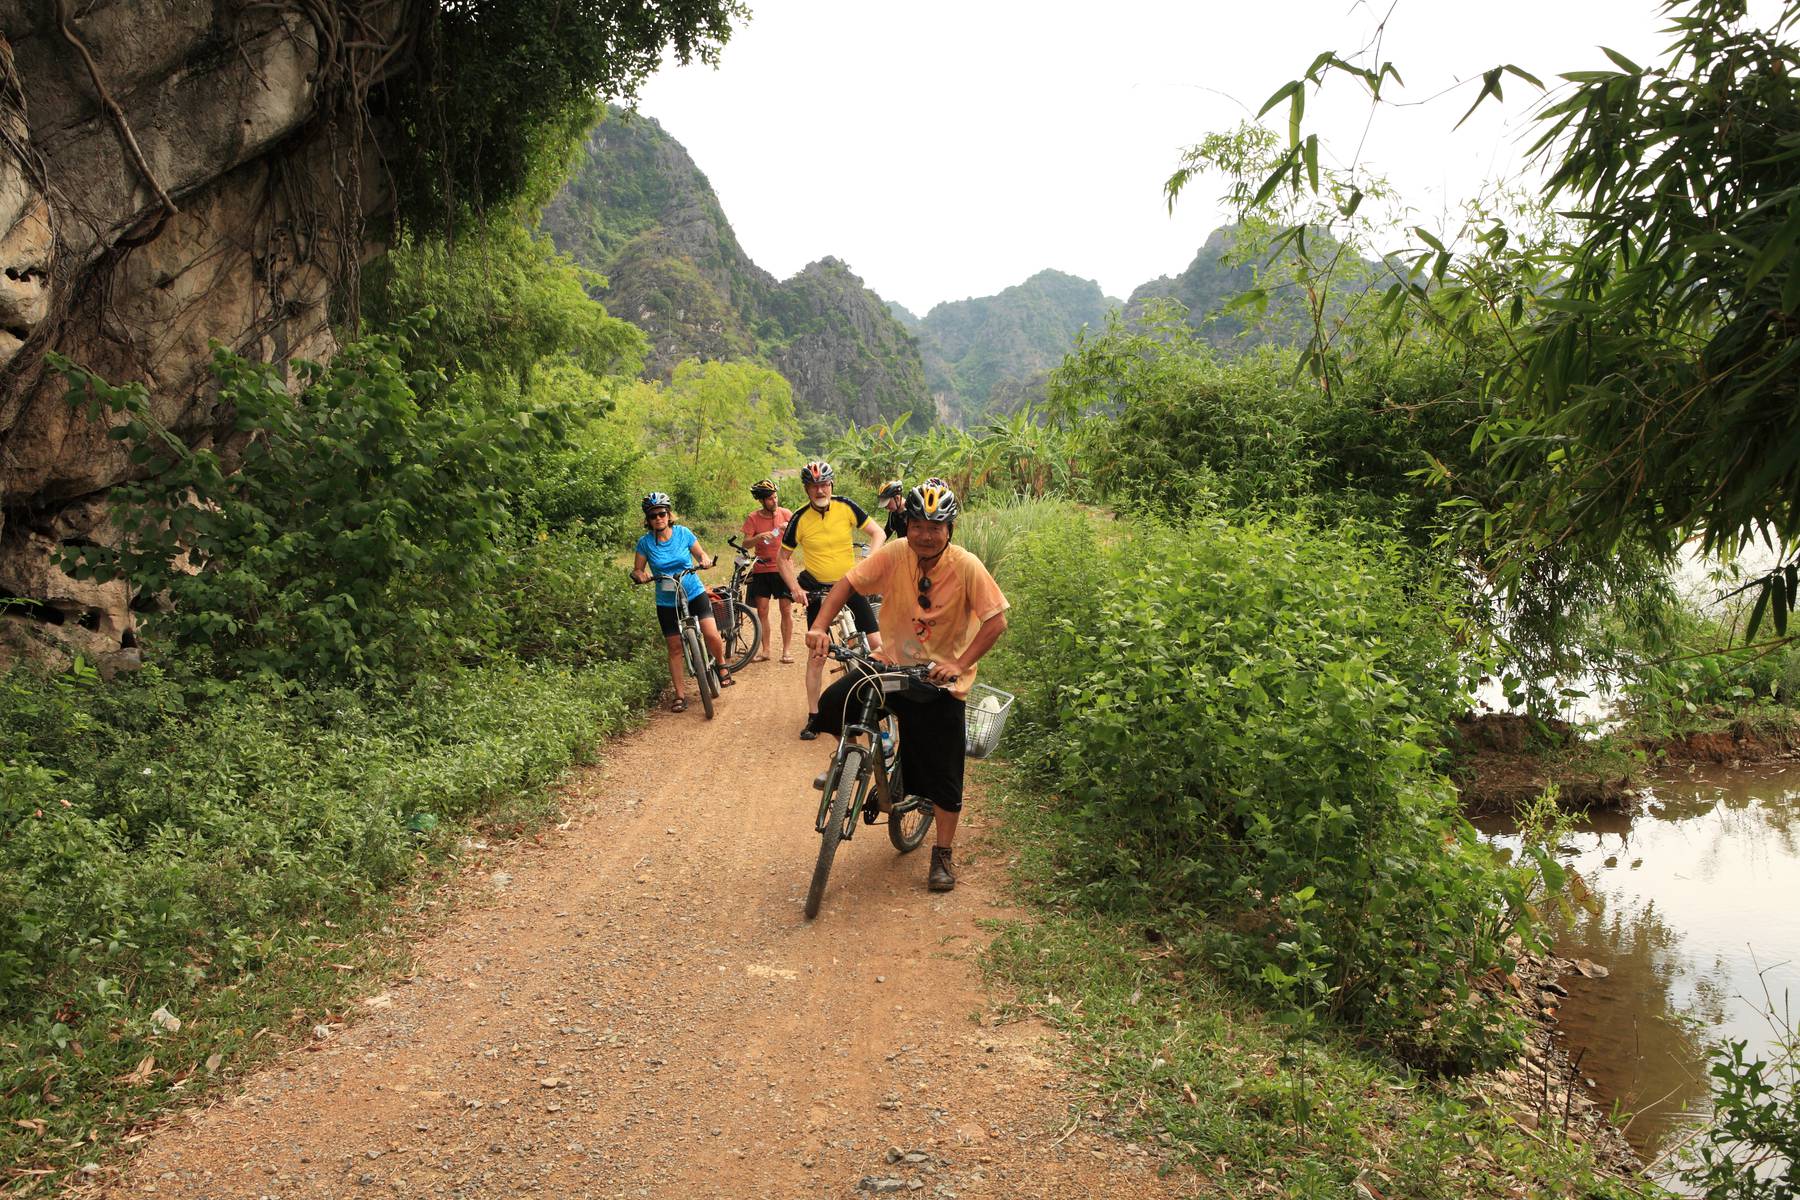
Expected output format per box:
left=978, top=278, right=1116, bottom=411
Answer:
left=655, top=593, right=714, bottom=638
left=746, top=572, right=790, bottom=602
left=799, top=570, right=878, bottom=634
left=811, top=672, right=967, bottom=812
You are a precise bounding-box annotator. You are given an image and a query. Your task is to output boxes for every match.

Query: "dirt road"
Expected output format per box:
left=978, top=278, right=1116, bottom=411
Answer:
left=102, top=659, right=1197, bottom=1199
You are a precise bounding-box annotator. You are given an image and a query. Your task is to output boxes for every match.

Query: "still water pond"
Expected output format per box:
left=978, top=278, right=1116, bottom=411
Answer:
left=1478, top=762, right=1800, bottom=1165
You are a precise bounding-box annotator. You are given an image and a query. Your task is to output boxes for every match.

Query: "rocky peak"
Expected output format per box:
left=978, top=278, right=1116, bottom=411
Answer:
left=541, top=110, right=928, bottom=429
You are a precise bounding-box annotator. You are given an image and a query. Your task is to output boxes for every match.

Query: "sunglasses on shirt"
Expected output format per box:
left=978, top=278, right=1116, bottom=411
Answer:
left=917, top=573, right=933, bottom=611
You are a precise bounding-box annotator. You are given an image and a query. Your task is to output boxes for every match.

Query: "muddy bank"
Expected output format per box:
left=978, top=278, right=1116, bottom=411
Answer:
left=1450, top=715, right=1636, bottom=816
left=1450, top=710, right=1800, bottom=816
left=1648, top=718, right=1800, bottom=764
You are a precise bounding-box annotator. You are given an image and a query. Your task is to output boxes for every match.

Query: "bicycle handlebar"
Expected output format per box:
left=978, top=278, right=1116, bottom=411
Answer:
left=828, top=645, right=953, bottom=693
left=634, top=562, right=713, bottom=585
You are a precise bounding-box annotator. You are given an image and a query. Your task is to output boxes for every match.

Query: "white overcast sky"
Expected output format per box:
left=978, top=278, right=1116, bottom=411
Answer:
left=633, top=1, right=1770, bottom=315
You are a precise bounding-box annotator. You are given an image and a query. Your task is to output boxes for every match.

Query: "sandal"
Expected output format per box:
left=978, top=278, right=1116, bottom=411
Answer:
left=717, top=668, right=736, bottom=688
left=779, top=653, right=795, bottom=664
left=670, top=696, right=688, bottom=713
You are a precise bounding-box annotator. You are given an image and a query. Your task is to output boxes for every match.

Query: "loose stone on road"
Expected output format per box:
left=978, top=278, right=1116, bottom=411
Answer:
left=100, top=662, right=1198, bottom=1198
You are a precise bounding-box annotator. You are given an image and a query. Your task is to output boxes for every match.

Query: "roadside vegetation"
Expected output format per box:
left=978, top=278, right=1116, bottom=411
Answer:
left=982, top=766, right=1633, bottom=1200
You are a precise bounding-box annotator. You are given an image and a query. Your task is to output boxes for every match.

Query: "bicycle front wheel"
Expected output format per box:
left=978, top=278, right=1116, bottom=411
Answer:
left=805, top=747, right=862, bottom=919
left=685, top=627, right=716, bottom=720
left=722, top=601, right=761, bottom=674
left=885, top=752, right=935, bottom=853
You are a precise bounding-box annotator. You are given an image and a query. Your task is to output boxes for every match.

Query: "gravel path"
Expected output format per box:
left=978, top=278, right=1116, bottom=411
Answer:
left=100, top=660, right=1200, bottom=1199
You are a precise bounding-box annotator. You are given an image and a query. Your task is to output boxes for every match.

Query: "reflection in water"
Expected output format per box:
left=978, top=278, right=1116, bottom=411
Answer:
left=1479, top=762, right=1800, bottom=1166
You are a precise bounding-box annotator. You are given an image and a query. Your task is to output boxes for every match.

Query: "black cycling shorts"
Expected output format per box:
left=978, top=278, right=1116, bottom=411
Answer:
left=812, top=672, right=967, bottom=812
left=799, top=570, right=878, bottom=634
left=655, top=592, right=714, bottom=638
left=746, top=572, right=790, bottom=601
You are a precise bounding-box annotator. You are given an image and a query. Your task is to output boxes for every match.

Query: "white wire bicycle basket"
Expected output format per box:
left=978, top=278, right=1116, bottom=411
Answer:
left=964, top=684, right=1015, bottom=759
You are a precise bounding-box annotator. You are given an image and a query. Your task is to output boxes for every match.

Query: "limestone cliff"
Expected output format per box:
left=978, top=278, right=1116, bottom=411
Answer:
left=540, top=111, right=928, bottom=428
left=0, top=0, right=398, bottom=671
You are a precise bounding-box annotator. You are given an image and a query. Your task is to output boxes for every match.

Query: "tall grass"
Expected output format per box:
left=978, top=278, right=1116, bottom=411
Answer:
left=952, top=495, right=1085, bottom=583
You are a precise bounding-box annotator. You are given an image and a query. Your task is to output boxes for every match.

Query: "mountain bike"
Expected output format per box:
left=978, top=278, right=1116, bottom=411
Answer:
left=636, top=565, right=721, bottom=720
left=714, top=536, right=765, bottom=674
left=803, top=645, right=942, bottom=919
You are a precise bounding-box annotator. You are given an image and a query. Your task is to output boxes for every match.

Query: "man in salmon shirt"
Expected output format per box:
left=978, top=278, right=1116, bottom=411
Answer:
left=741, top=479, right=795, bottom=663
left=804, top=480, right=1008, bottom=892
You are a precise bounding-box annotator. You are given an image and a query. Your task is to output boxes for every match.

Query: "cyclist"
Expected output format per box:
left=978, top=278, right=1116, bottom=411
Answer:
left=630, top=492, right=730, bottom=713
left=741, top=479, right=795, bottom=663
left=877, top=478, right=908, bottom=540
left=777, top=460, right=885, bottom=739
left=805, top=480, right=1008, bottom=892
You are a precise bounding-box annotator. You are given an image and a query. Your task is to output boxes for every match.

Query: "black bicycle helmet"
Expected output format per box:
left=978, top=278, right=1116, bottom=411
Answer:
left=749, top=479, right=778, bottom=499
left=877, top=479, right=904, bottom=501
left=799, top=460, right=835, bottom=486
left=641, top=491, right=673, bottom=514
left=904, top=480, right=959, bottom=523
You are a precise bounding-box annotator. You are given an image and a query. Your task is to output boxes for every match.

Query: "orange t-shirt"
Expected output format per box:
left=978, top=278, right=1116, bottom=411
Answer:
left=844, top=540, right=1009, bottom=699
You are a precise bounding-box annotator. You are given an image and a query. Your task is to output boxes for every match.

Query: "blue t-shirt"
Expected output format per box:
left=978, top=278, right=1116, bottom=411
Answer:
left=635, top=525, right=706, bottom=606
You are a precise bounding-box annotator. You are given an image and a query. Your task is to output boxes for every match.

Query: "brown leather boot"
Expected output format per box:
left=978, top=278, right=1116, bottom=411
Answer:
left=928, top=846, right=956, bottom=892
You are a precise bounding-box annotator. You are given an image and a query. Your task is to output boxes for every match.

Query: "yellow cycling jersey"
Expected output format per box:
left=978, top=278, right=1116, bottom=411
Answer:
left=781, top=496, right=870, bottom=582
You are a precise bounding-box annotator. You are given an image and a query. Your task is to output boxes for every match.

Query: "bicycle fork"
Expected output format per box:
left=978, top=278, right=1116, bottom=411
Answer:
left=814, top=722, right=895, bottom=838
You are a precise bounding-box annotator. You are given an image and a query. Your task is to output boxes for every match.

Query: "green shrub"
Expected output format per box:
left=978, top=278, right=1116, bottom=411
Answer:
left=493, top=533, right=650, bottom=667
left=0, top=651, right=661, bottom=1089
left=54, top=329, right=572, bottom=683
left=525, top=412, right=641, bottom=542
left=987, top=508, right=1535, bottom=1069
left=1678, top=1023, right=1799, bottom=1198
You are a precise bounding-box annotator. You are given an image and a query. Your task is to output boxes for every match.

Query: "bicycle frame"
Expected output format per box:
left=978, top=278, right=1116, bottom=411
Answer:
left=806, top=585, right=872, bottom=657
left=642, top=565, right=718, bottom=698
left=648, top=566, right=708, bottom=635
left=813, top=658, right=928, bottom=838
left=724, top=537, right=758, bottom=602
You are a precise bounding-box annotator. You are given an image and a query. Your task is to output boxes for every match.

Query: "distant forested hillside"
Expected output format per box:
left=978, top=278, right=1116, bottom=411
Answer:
left=899, top=232, right=1354, bottom=424
left=540, top=112, right=1358, bottom=433
left=540, top=111, right=928, bottom=429
left=908, top=270, right=1120, bottom=421
left=1127, top=224, right=1373, bottom=347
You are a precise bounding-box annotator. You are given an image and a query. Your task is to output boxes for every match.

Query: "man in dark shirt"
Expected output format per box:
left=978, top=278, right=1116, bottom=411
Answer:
left=878, top=479, right=907, bottom=540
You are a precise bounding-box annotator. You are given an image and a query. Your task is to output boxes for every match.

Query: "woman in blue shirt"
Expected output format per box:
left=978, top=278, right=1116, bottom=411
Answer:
left=630, top=492, right=732, bottom=711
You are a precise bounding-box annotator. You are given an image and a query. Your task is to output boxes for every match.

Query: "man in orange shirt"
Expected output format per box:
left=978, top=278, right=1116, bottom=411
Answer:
left=805, top=480, right=1008, bottom=892
left=740, top=480, right=795, bottom=662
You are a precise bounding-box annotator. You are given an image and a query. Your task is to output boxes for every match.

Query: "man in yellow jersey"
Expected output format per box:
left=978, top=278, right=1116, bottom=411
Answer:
left=777, top=460, right=886, bottom=739
left=806, top=479, right=1009, bottom=891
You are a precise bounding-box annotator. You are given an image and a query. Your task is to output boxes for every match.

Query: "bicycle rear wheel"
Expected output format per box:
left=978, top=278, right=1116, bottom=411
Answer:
left=685, top=627, right=716, bottom=720
left=721, top=601, right=761, bottom=674
left=805, top=747, right=862, bottom=919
